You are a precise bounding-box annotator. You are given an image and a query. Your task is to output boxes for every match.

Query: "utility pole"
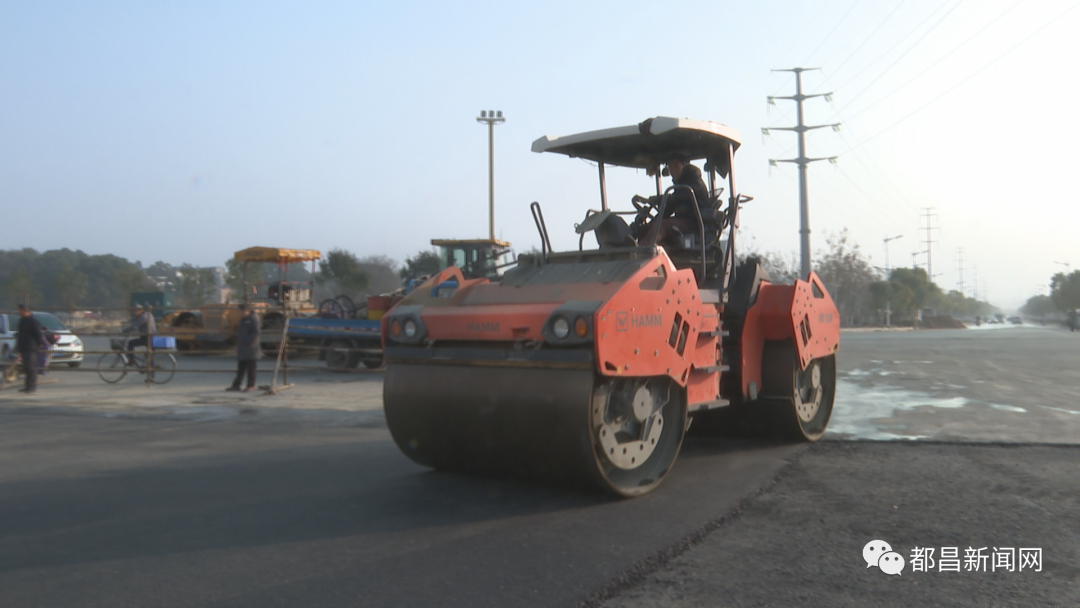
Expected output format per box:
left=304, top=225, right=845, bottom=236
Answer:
left=476, top=110, right=506, bottom=240
left=919, top=207, right=939, bottom=281
left=883, top=234, right=903, bottom=327
left=765, top=68, right=839, bottom=279
left=1054, top=261, right=1071, bottom=275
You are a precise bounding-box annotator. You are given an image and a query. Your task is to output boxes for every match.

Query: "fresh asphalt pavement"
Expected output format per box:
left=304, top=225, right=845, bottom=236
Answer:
left=0, top=325, right=1077, bottom=607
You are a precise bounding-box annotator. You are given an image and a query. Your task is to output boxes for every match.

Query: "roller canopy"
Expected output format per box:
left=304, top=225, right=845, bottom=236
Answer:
left=531, top=117, right=742, bottom=177
left=233, top=247, right=322, bottom=264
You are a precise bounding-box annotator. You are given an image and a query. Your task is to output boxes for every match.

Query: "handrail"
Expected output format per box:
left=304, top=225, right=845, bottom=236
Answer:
left=530, top=202, right=552, bottom=261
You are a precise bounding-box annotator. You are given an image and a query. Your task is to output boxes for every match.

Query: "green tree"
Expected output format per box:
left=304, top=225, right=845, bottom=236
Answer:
left=871, top=267, right=941, bottom=324
left=315, top=249, right=370, bottom=297
left=225, top=258, right=269, bottom=295
left=932, top=289, right=997, bottom=318
left=176, top=264, right=216, bottom=307
left=112, top=265, right=154, bottom=307
left=2, top=268, right=42, bottom=308
left=400, top=250, right=442, bottom=282
left=358, top=255, right=402, bottom=295
left=1021, top=294, right=1056, bottom=318
left=145, top=261, right=177, bottom=293
left=54, top=266, right=89, bottom=310
left=1050, top=271, right=1080, bottom=311
left=0, top=248, right=153, bottom=308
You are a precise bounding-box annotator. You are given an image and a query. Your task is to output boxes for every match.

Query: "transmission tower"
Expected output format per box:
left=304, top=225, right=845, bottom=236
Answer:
left=956, top=248, right=965, bottom=295
left=764, top=67, right=839, bottom=279
left=918, top=207, right=939, bottom=280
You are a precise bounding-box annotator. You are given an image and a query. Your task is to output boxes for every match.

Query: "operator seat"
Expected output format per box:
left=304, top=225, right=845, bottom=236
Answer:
left=637, top=194, right=728, bottom=279
left=594, top=213, right=637, bottom=248
left=267, top=282, right=293, bottom=304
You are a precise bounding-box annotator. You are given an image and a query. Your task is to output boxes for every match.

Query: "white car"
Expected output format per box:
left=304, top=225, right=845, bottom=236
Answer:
left=1, top=312, right=85, bottom=368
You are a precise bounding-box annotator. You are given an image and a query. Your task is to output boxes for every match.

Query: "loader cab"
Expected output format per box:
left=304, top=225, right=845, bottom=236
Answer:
left=530, top=116, right=747, bottom=293
left=431, top=238, right=514, bottom=281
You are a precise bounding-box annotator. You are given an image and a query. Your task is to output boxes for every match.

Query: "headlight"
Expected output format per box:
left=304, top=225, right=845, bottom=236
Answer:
left=72, top=339, right=83, bottom=347
left=404, top=319, right=417, bottom=338
left=552, top=317, right=570, bottom=339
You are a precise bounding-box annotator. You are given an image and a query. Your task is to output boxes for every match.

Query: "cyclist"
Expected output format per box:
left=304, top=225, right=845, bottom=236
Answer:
left=121, top=304, right=156, bottom=365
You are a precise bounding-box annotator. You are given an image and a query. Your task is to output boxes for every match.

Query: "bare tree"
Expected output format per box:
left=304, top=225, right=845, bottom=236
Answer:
left=2, top=268, right=41, bottom=307
left=813, top=229, right=878, bottom=327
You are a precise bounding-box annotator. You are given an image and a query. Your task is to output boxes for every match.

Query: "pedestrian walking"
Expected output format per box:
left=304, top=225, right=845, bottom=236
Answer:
left=15, top=304, right=46, bottom=394
left=227, top=303, right=261, bottom=392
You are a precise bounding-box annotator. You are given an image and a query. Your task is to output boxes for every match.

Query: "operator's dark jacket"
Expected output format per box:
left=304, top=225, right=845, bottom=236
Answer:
left=665, top=164, right=711, bottom=219
left=123, top=311, right=156, bottom=337
left=236, top=313, right=261, bottom=361
left=16, top=315, right=45, bottom=352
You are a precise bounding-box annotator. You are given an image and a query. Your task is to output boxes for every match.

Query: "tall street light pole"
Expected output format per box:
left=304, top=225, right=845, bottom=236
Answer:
left=476, top=110, right=506, bottom=240
left=884, top=234, right=903, bottom=327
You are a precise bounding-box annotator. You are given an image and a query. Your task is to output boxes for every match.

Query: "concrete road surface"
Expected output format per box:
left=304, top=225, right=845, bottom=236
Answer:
left=0, top=324, right=1076, bottom=606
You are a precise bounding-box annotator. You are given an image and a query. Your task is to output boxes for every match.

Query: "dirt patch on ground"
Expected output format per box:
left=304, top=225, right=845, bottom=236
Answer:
left=921, top=315, right=966, bottom=329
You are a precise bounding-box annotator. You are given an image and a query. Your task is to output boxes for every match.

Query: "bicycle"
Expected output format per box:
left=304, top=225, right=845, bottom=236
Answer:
left=97, top=339, right=177, bottom=384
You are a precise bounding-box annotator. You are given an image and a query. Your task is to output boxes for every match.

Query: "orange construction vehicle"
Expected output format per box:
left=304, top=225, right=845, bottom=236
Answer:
left=382, top=117, right=840, bottom=497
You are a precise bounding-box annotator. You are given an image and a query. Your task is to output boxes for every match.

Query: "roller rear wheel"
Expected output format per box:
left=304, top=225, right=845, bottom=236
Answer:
left=760, top=341, right=835, bottom=441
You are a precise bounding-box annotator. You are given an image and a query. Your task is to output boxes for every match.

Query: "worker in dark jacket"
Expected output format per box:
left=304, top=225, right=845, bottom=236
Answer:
left=663, top=153, right=711, bottom=219
left=121, top=304, right=156, bottom=364
left=227, top=303, right=261, bottom=391
left=15, top=304, right=46, bottom=394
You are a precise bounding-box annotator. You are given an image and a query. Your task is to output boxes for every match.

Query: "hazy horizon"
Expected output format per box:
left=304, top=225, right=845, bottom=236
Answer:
left=3, top=1, right=1077, bottom=310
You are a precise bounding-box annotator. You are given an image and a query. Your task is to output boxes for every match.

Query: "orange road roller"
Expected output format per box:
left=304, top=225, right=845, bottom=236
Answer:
left=382, top=117, right=840, bottom=497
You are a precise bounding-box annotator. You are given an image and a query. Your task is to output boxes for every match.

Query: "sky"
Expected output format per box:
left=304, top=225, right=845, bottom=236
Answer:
left=2, top=0, right=1078, bottom=310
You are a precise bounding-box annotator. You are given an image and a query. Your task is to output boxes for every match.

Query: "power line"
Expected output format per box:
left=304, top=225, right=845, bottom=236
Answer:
left=771, top=162, right=891, bottom=237
left=838, top=0, right=1026, bottom=121
left=802, top=0, right=863, bottom=66
left=825, top=0, right=908, bottom=78
left=838, top=0, right=1080, bottom=155
left=777, top=2, right=834, bottom=75
left=797, top=3, right=965, bottom=228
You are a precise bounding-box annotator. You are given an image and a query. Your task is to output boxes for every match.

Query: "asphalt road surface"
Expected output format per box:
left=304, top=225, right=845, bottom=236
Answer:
left=0, top=324, right=1076, bottom=607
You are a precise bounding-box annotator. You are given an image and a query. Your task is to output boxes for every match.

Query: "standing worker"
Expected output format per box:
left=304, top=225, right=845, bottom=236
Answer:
left=227, top=303, right=260, bottom=392
left=15, top=304, right=46, bottom=394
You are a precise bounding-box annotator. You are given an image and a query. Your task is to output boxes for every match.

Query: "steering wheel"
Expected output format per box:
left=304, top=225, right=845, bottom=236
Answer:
left=630, top=194, right=661, bottom=234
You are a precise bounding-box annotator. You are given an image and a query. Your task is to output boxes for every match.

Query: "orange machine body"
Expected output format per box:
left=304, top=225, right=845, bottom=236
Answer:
left=383, top=252, right=839, bottom=410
